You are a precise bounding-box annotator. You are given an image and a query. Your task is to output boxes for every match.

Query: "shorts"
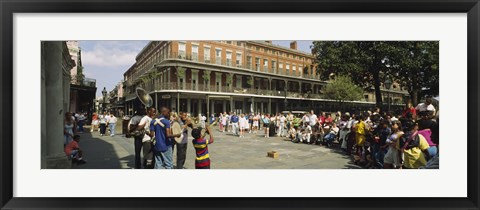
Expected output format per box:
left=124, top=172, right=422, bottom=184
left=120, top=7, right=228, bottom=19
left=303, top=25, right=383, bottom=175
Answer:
left=384, top=147, right=400, bottom=166
left=264, top=123, right=269, bottom=128
left=253, top=122, right=259, bottom=126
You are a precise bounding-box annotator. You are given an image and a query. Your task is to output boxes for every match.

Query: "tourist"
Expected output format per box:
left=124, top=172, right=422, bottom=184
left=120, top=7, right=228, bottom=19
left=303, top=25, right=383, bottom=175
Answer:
left=221, top=113, right=227, bottom=132
left=239, top=113, right=247, bottom=138
left=175, top=112, right=190, bottom=169
left=77, top=112, right=86, bottom=132
left=248, top=113, right=253, bottom=133
left=64, top=135, right=86, bottom=165
left=252, top=113, right=259, bottom=134
left=90, top=112, right=98, bottom=132
left=107, top=113, right=118, bottom=137
left=301, top=113, right=310, bottom=129
left=99, top=112, right=107, bottom=136
left=355, top=115, right=367, bottom=163
left=64, top=112, right=76, bottom=146
left=262, top=114, right=271, bottom=138
left=400, top=120, right=430, bottom=169
left=324, top=123, right=339, bottom=147
left=136, top=107, right=156, bottom=169
left=302, top=122, right=312, bottom=144
left=278, top=114, right=286, bottom=137
left=230, top=112, right=239, bottom=136
left=191, top=126, right=214, bottom=169
left=286, top=112, right=294, bottom=130
left=149, top=107, right=181, bottom=169
left=402, top=102, right=417, bottom=119
left=383, top=120, right=404, bottom=169
left=309, top=110, right=317, bottom=128
left=415, top=96, right=436, bottom=118
left=128, top=108, right=146, bottom=169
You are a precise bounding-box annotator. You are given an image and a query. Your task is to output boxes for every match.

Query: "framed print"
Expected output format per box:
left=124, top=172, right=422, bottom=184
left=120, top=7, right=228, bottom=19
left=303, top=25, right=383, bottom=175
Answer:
left=1, top=0, right=479, bottom=209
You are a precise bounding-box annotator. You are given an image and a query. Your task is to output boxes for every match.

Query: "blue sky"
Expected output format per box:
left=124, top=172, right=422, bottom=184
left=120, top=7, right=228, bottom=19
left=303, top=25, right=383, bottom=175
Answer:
left=79, top=41, right=313, bottom=97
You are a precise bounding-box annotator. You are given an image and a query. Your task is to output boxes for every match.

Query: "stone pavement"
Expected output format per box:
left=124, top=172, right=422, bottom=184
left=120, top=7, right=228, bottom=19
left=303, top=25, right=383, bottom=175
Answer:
left=72, top=124, right=361, bottom=169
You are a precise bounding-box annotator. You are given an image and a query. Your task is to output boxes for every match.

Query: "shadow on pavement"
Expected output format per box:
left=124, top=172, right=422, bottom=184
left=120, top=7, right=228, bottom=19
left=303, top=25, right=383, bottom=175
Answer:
left=72, top=132, right=124, bottom=169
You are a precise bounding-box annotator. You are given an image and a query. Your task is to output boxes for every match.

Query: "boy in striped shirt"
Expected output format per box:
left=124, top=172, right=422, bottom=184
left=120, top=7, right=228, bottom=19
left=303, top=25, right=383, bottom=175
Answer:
left=192, top=126, right=214, bottom=169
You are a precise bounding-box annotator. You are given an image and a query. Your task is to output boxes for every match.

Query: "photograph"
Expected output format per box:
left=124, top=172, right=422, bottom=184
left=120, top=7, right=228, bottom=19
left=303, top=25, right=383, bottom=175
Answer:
left=41, top=40, right=439, bottom=170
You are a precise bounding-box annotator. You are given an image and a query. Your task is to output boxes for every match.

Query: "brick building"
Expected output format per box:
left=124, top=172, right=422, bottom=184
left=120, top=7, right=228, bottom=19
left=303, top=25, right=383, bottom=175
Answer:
left=123, top=41, right=407, bottom=116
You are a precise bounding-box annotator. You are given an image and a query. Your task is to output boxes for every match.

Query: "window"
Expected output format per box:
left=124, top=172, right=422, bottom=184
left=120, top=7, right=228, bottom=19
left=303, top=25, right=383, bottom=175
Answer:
left=215, top=49, right=222, bottom=65
left=226, top=41, right=232, bottom=44
left=179, top=78, right=184, bottom=90
left=236, top=41, right=243, bottom=46
left=246, top=56, right=252, bottom=69
left=192, top=79, right=197, bottom=90
left=255, top=57, right=260, bottom=71
left=271, top=60, right=277, bottom=73
left=256, top=46, right=260, bottom=51
left=236, top=53, right=242, bottom=67
left=178, top=42, right=186, bottom=58
left=263, top=59, right=268, bottom=72
left=279, top=63, right=283, bottom=72
left=204, top=47, right=211, bottom=63
left=364, top=95, right=369, bottom=101
left=191, top=45, right=198, bottom=61
left=226, top=52, right=232, bottom=66
left=286, top=64, right=290, bottom=75
left=293, top=65, right=297, bottom=76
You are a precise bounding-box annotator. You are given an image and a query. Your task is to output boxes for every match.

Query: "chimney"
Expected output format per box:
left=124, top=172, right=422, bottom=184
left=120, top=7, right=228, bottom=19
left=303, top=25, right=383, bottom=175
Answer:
left=290, top=41, right=297, bottom=50
left=265, top=41, right=272, bottom=44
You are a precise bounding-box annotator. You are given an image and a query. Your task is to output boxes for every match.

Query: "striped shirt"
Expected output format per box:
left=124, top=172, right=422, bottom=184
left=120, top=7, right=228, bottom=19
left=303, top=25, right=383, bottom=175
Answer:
left=192, top=137, right=210, bottom=169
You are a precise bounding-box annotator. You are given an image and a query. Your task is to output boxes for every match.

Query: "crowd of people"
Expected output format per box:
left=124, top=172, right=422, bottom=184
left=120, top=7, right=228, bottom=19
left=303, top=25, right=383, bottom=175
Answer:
left=62, top=96, right=439, bottom=170
left=212, top=97, right=439, bottom=169
left=127, top=106, right=214, bottom=169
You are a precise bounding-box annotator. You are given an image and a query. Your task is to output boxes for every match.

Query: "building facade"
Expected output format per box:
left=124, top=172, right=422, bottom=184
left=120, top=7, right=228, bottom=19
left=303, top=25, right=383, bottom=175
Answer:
left=67, top=41, right=97, bottom=115
left=123, top=41, right=407, bottom=117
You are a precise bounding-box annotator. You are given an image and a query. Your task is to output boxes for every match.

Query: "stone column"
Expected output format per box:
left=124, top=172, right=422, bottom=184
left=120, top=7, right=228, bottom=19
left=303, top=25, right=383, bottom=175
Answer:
left=222, top=100, right=226, bottom=113
left=187, top=98, right=191, bottom=114
left=268, top=98, right=272, bottom=114
left=42, top=41, right=71, bottom=169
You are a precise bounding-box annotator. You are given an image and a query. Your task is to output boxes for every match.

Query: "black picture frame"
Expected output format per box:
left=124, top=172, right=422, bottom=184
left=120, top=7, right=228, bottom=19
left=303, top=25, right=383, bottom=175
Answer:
left=1, top=0, right=479, bottom=209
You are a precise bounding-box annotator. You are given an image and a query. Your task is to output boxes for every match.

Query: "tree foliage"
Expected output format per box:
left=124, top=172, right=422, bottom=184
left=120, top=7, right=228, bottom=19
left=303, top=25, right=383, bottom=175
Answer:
left=324, top=75, right=363, bottom=101
left=389, top=41, right=439, bottom=105
left=311, top=41, right=439, bottom=107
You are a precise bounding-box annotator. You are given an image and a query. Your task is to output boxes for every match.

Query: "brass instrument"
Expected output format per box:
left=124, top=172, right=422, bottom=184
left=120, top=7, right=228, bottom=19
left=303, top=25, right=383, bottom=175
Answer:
left=135, top=87, right=153, bottom=108
left=186, top=116, right=210, bottom=137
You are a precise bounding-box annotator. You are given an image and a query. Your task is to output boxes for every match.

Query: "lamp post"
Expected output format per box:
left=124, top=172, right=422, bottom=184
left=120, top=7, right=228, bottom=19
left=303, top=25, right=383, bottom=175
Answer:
left=102, top=87, right=107, bottom=112
left=384, top=77, right=392, bottom=113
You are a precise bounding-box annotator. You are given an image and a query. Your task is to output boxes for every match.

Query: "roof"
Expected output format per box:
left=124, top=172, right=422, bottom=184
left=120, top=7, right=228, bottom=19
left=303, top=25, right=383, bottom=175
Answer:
left=247, top=41, right=313, bottom=57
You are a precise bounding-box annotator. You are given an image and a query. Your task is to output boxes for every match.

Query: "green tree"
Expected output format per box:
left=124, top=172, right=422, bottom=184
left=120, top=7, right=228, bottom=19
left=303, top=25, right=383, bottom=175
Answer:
left=312, top=41, right=397, bottom=107
left=389, top=41, right=439, bottom=105
left=324, top=75, right=363, bottom=101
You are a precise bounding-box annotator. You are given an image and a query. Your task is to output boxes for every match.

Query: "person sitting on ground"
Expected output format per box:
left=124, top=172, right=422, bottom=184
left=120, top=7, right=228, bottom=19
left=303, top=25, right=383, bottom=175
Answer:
left=302, top=122, right=312, bottom=144
left=288, top=126, right=296, bottom=141
left=324, top=123, right=339, bottom=147
left=64, top=135, right=86, bottom=165
left=294, top=126, right=303, bottom=143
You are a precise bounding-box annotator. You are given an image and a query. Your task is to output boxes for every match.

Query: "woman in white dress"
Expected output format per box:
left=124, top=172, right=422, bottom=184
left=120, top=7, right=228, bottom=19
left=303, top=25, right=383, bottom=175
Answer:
left=239, top=113, right=247, bottom=138
left=252, top=114, right=259, bottom=134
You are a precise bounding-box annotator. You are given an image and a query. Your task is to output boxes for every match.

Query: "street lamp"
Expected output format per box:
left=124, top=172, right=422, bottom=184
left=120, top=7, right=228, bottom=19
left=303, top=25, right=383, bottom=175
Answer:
left=384, top=77, right=392, bottom=113
left=102, top=87, right=107, bottom=112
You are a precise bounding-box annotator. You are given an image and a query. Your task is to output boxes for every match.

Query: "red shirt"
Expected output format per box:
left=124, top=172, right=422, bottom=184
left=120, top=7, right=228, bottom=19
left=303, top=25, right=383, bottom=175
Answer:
left=64, top=140, right=79, bottom=156
left=402, top=107, right=416, bottom=118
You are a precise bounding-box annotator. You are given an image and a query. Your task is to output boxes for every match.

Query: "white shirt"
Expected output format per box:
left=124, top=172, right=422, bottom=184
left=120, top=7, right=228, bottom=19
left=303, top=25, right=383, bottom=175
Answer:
left=78, top=114, right=86, bottom=121
left=107, top=116, right=117, bottom=124
left=309, top=114, right=317, bottom=126
left=139, top=115, right=152, bottom=142
left=305, top=125, right=312, bottom=134
left=416, top=103, right=436, bottom=114
left=330, top=127, right=339, bottom=135
left=280, top=116, right=286, bottom=124
left=201, top=116, right=206, bottom=122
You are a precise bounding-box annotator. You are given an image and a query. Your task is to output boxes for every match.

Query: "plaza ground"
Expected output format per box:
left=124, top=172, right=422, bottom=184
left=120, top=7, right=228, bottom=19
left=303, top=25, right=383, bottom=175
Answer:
left=72, top=123, right=361, bottom=169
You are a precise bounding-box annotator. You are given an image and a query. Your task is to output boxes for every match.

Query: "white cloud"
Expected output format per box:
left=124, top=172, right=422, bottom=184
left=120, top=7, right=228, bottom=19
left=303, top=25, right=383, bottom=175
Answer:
left=81, top=41, right=147, bottom=68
